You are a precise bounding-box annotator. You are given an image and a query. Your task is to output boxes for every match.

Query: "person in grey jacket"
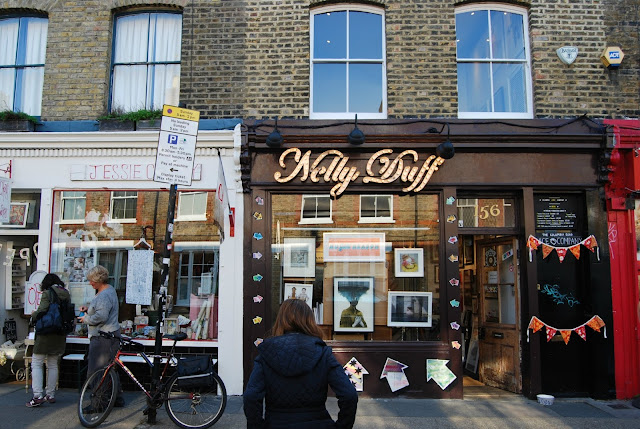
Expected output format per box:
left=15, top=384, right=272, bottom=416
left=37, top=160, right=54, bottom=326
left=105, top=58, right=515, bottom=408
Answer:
left=26, top=273, right=71, bottom=407
left=77, top=265, right=124, bottom=406
left=244, top=299, right=358, bottom=428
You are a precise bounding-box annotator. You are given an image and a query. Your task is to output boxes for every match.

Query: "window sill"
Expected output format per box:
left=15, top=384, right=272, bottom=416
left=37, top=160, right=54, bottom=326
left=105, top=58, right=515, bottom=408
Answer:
left=358, top=218, right=395, bottom=224
left=298, top=219, right=334, bottom=225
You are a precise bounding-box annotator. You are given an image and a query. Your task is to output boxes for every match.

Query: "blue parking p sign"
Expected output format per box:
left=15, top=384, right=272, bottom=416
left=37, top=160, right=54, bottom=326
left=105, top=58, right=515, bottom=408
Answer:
left=168, top=134, right=179, bottom=144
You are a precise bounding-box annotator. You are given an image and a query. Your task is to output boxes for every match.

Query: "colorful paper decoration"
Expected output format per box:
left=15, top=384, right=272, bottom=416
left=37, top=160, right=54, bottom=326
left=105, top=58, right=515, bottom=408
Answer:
left=253, top=232, right=263, bottom=240
left=253, top=295, right=263, bottom=303
left=252, top=274, right=263, bottom=281
left=448, top=254, right=458, bottom=263
left=252, top=316, right=263, bottom=324
left=526, top=235, right=600, bottom=262
left=446, top=215, right=457, bottom=223
left=380, top=358, right=409, bottom=392
left=448, top=236, right=458, bottom=244
left=446, top=197, right=456, bottom=205
left=253, top=211, right=263, bottom=220
left=450, top=299, right=460, bottom=308
left=527, top=315, right=606, bottom=344
left=254, top=338, right=263, bottom=347
left=252, top=252, right=263, bottom=259
left=452, top=341, right=461, bottom=349
left=427, top=359, right=457, bottom=390
left=255, top=196, right=264, bottom=205
left=450, top=321, right=460, bottom=330
left=449, top=278, right=460, bottom=286
left=343, top=357, right=369, bottom=392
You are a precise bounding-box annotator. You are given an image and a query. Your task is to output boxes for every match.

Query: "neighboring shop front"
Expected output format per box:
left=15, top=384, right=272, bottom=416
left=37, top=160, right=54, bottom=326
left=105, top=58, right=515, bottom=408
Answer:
left=602, top=119, right=640, bottom=400
left=0, top=126, right=245, bottom=395
left=242, top=119, right=614, bottom=399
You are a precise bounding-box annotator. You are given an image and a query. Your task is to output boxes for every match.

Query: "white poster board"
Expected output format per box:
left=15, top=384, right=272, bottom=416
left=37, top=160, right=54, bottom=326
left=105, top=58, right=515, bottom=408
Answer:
left=0, top=177, right=11, bottom=223
left=24, top=270, right=47, bottom=315
left=125, top=249, right=154, bottom=305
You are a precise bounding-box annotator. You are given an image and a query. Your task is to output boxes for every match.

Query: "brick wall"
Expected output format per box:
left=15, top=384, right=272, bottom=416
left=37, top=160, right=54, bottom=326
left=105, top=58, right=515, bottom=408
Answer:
left=2, top=0, right=638, bottom=120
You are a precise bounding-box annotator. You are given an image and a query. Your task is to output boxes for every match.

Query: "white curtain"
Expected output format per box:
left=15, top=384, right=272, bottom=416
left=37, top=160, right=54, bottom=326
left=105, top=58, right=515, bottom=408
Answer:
left=21, top=18, right=48, bottom=115
left=112, top=13, right=182, bottom=111
left=0, top=19, right=19, bottom=111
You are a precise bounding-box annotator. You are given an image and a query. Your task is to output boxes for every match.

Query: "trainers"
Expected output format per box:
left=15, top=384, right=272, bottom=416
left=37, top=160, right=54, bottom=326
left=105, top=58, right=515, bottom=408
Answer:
left=44, top=394, right=56, bottom=404
left=26, top=397, right=46, bottom=407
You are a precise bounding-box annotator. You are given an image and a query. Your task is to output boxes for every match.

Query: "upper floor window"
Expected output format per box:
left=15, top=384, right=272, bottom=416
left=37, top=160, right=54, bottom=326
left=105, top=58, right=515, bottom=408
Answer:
left=110, top=191, right=138, bottom=221
left=177, top=191, right=207, bottom=221
left=300, top=195, right=332, bottom=224
left=359, top=195, right=394, bottom=223
left=61, top=191, right=86, bottom=222
left=455, top=5, right=532, bottom=119
left=0, top=16, right=48, bottom=116
left=110, top=11, right=182, bottom=112
left=310, top=5, right=386, bottom=119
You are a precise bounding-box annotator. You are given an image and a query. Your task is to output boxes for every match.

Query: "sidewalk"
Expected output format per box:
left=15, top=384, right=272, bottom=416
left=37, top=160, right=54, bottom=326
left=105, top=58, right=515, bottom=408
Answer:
left=2, top=381, right=640, bottom=429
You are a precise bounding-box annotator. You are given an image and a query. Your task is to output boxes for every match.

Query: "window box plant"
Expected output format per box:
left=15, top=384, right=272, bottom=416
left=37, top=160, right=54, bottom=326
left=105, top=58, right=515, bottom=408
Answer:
left=98, top=108, right=163, bottom=131
left=0, top=111, right=38, bottom=132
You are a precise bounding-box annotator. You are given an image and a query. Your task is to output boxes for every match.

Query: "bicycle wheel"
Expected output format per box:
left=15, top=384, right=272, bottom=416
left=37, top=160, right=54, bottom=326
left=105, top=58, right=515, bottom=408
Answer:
left=78, top=367, right=119, bottom=428
left=165, top=372, right=227, bottom=429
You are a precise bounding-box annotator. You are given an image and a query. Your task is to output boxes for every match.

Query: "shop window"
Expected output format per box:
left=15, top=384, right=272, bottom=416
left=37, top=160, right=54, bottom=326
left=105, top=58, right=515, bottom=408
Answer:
left=98, top=250, right=128, bottom=292
left=177, top=191, right=207, bottom=221
left=359, top=195, right=393, bottom=223
left=0, top=15, right=48, bottom=116
left=176, top=248, right=219, bottom=306
left=300, top=195, right=333, bottom=224
left=310, top=5, right=386, bottom=119
left=61, top=191, right=86, bottom=222
left=110, top=191, right=138, bottom=221
left=110, top=11, right=182, bottom=111
left=274, top=193, right=441, bottom=342
left=457, top=197, right=515, bottom=228
left=455, top=5, right=532, bottom=119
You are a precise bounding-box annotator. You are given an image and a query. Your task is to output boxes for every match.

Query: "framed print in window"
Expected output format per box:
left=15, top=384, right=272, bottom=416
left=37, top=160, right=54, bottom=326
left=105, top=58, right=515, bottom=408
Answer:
left=387, top=291, right=432, bottom=327
left=323, top=233, right=385, bottom=262
left=394, top=248, right=424, bottom=278
left=284, top=283, right=313, bottom=309
left=283, top=237, right=316, bottom=278
left=2, top=202, right=29, bottom=228
left=333, top=277, right=374, bottom=333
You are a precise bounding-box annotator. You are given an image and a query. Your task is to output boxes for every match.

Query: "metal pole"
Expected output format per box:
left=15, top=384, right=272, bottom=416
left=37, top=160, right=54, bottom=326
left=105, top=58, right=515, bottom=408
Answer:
left=148, top=183, right=177, bottom=424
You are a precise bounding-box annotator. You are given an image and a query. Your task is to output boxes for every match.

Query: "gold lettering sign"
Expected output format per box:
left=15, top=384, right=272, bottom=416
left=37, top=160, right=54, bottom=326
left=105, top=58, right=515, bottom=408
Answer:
left=274, top=148, right=445, bottom=197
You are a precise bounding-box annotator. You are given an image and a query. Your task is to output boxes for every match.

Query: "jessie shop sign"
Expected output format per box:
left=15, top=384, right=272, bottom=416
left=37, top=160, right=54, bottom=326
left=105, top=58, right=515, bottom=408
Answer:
left=274, top=148, right=446, bottom=197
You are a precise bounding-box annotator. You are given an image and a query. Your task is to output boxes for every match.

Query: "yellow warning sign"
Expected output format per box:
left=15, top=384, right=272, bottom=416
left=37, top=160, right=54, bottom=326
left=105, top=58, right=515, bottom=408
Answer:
left=162, top=105, right=200, bottom=122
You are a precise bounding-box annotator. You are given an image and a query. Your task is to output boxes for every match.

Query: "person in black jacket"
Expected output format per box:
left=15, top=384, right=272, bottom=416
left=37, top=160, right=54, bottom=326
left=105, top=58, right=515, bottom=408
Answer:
left=243, top=299, right=358, bottom=429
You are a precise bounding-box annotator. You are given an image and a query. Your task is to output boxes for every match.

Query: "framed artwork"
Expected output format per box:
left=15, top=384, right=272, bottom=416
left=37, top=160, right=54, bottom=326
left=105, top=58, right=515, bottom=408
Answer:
left=283, top=237, right=316, bottom=277
left=284, top=283, right=313, bottom=309
left=465, top=339, right=479, bottom=373
left=323, top=233, right=385, bottom=262
left=333, top=277, right=374, bottom=332
left=165, top=317, right=178, bottom=335
left=387, top=291, right=432, bottom=327
left=2, top=202, right=28, bottom=228
left=394, top=248, right=424, bottom=277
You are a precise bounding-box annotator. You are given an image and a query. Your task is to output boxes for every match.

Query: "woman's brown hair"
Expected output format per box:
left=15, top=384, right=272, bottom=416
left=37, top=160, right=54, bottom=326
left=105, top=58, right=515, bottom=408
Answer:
left=272, top=299, right=324, bottom=338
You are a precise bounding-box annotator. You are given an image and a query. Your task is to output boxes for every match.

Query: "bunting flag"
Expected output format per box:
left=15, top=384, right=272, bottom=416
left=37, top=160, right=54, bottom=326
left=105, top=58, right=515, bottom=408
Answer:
left=526, top=235, right=600, bottom=262
left=527, top=315, right=606, bottom=344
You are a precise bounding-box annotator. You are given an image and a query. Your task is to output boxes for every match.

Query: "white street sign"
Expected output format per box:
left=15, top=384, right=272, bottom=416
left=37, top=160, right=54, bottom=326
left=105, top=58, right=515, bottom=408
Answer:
left=161, top=116, right=199, bottom=136
left=154, top=131, right=197, bottom=186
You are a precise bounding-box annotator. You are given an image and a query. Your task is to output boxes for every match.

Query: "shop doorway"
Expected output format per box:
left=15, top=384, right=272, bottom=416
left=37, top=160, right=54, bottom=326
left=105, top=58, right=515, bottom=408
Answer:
left=461, top=236, right=521, bottom=395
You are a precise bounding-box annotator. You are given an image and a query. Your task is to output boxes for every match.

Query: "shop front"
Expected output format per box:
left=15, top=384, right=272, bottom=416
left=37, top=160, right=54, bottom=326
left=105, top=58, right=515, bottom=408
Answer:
left=242, top=118, right=614, bottom=399
left=0, top=125, right=245, bottom=395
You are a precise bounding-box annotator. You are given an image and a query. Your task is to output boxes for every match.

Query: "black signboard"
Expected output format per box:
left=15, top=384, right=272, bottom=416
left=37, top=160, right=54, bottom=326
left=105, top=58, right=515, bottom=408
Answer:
left=534, top=196, right=581, bottom=231
left=3, top=319, right=17, bottom=342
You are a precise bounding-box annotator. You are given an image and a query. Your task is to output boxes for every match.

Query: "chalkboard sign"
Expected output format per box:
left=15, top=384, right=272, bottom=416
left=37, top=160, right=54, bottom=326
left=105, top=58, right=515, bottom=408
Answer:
left=125, top=249, right=154, bottom=305
left=534, top=196, right=582, bottom=231
left=3, top=319, right=17, bottom=342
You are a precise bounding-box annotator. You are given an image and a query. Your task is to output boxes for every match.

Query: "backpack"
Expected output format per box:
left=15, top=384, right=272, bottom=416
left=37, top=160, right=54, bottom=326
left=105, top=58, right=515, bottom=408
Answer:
left=35, top=288, right=75, bottom=335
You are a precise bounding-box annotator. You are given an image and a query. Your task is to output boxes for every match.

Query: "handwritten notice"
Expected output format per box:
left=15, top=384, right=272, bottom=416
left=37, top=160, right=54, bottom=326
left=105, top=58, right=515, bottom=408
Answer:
left=126, top=250, right=154, bottom=305
left=25, top=270, right=47, bottom=315
left=0, top=177, right=10, bottom=223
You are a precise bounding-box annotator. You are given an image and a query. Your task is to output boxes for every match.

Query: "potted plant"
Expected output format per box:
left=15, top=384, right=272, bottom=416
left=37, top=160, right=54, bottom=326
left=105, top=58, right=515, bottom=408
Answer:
left=0, top=110, right=38, bottom=132
left=98, top=108, right=163, bottom=131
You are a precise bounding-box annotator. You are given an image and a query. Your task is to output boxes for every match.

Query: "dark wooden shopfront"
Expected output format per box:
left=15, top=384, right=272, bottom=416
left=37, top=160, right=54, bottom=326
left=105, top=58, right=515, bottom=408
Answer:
left=241, top=118, right=614, bottom=399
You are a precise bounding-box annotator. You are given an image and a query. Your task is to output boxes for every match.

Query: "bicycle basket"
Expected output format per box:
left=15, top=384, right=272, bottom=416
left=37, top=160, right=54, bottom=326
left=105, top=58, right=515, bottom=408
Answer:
left=176, top=355, right=214, bottom=390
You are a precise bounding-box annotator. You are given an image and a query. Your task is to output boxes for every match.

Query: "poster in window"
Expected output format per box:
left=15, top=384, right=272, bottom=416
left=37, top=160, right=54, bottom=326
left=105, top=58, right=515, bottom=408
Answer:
left=2, top=202, right=28, bottom=228
left=126, top=249, right=154, bottom=305
left=323, top=233, right=385, bottom=262
left=333, top=277, right=374, bottom=333
left=284, top=283, right=313, bottom=309
left=387, top=291, right=432, bottom=327
left=283, top=237, right=316, bottom=278
left=394, top=248, right=424, bottom=278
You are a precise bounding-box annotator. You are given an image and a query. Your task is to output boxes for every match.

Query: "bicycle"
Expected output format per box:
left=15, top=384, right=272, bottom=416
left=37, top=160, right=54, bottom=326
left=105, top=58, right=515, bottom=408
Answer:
left=77, top=331, right=226, bottom=429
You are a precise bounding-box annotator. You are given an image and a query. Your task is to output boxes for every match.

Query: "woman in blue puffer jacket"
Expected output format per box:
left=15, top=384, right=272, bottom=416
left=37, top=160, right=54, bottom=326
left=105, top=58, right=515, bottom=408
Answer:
left=243, top=299, right=358, bottom=429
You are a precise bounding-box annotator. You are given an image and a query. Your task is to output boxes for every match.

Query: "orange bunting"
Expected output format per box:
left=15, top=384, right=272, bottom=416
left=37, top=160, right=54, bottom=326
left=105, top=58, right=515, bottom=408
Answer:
left=528, top=316, right=544, bottom=333
left=560, top=330, right=572, bottom=344
left=542, top=244, right=554, bottom=259
left=546, top=327, right=557, bottom=342
left=569, top=245, right=581, bottom=260
left=527, top=235, right=541, bottom=250
left=575, top=326, right=587, bottom=341
left=556, top=248, right=568, bottom=262
left=583, top=236, right=598, bottom=252
left=586, top=315, right=606, bottom=332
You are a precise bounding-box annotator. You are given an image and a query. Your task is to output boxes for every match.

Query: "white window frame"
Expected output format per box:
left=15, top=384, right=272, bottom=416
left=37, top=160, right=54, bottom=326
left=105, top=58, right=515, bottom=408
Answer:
left=455, top=3, right=533, bottom=119
left=359, top=194, right=394, bottom=223
left=60, top=191, right=86, bottom=223
left=109, top=191, right=138, bottom=223
left=457, top=198, right=479, bottom=228
left=0, top=15, right=48, bottom=116
left=177, top=191, right=208, bottom=222
left=175, top=245, right=220, bottom=306
left=310, top=4, right=387, bottom=120
left=299, top=194, right=333, bottom=225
